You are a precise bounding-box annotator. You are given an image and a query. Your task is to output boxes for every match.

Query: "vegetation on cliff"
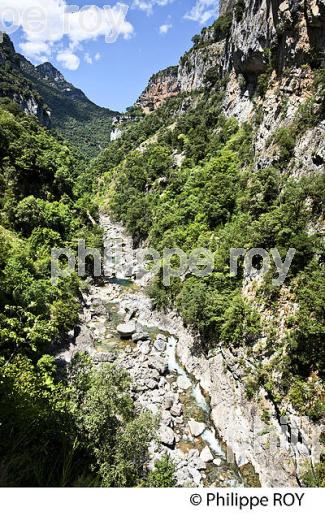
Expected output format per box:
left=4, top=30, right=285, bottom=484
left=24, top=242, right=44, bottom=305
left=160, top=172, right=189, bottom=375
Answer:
left=0, top=35, right=117, bottom=159
left=96, top=71, right=324, bottom=424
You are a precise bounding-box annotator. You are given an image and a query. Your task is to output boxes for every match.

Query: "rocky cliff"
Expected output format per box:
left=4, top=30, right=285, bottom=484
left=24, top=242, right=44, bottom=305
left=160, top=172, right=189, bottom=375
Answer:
left=0, top=34, right=51, bottom=127
left=181, top=0, right=325, bottom=82
left=136, top=66, right=180, bottom=113
left=137, top=1, right=324, bottom=175
left=22, top=60, right=96, bottom=105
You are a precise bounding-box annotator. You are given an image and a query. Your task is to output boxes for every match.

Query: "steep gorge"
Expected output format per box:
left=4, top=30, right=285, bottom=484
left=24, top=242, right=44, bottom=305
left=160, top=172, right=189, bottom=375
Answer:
left=94, top=0, right=324, bottom=486
left=0, top=0, right=324, bottom=488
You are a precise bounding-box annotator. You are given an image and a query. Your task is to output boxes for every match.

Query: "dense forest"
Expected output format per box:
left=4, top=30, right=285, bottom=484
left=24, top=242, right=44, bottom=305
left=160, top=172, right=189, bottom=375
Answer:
left=0, top=98, right=177, bottom=486
left=0, top=0, right=324, bottom=488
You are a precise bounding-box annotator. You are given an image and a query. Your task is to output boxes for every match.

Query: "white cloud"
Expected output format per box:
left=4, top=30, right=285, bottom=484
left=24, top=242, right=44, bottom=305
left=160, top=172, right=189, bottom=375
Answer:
left=84, top=52, right=101, bottom=65
left=132, top=0, right=175, bottom=16
left=0, top=0, right=134, bottom=70
left=84, top=52, right=92, bottom=65
left=19, top=40, right=51, bottom=61
left=184, top=0, right=219, bottom=25
left=56, top=49, right=80, bottom=71
left=159, top=23, right=172, bottom=34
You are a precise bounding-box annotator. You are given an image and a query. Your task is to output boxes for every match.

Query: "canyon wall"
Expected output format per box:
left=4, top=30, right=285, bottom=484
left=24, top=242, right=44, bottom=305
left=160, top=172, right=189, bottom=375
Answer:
left=131, top=0, right=325, bottom=486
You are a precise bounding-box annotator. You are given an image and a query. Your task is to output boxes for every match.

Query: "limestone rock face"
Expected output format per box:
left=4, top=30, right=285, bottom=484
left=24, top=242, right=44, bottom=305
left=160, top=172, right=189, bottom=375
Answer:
left=138, top=1, right=324, bottom=178
left=219, top=0, right=237, bottom=16
left=178, top=0, right=325, bottom=90
left=178, top=39, right=226, bottom=93
left=136, top=66, right=180, bottom=113
left=178, top=0, right=324, bottom=177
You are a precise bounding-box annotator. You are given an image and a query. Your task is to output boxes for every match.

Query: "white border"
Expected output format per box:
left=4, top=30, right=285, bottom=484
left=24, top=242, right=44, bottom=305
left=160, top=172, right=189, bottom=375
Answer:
left=0, top=488, right=324, bottom=520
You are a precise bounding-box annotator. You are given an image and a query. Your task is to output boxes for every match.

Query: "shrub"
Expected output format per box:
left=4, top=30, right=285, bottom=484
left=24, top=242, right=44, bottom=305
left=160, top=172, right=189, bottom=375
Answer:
left=221, top=295, right=262, bottom=348
left=212, top=15, right=233, bottom=41
left=235, top=0, right=246, bottom=23
left=301, top=459, right=325, bottom=487
left=144, top=455, right=177, bottom=488
left=271, top=126, right=296, bottom=162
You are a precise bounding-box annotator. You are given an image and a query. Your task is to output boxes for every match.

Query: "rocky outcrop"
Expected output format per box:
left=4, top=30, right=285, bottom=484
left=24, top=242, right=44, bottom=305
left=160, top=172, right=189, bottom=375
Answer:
left=220, top=0, right=237, bottom=15
left=35, top=61, right=92, bottom=103
left=130, top=0, right=324, bottom=191
left=36, top=62, right=66, bottom=85
left=135, top=1, right=324, bottom=175
left=0, top=33, right=16, bottom=65
left=0, top=35, right=51, bottom=126
left=136, top=66, right=180, bottom=113
left=178, top=39, right=226, bottom=92
left=19, top=94, right=51, bottom=127
left=178, top=0, right=325, bottom=90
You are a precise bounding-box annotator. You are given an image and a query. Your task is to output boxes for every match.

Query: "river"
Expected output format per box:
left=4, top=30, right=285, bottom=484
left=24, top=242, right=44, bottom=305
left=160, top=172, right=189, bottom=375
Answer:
left=61, top=215, right=247, bottom=487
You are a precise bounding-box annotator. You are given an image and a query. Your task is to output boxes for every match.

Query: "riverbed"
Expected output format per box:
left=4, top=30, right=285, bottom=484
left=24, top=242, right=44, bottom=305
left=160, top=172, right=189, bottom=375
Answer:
left=60, top=215, right=247, bottom=487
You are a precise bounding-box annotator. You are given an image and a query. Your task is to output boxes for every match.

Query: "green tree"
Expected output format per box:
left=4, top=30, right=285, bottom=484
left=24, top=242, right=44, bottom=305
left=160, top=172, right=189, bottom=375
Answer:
left=145, top=455, right=177, bottom=488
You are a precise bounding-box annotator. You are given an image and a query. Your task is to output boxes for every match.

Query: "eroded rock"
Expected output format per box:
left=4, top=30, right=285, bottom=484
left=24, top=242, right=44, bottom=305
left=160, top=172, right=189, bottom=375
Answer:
left=188, top=419, right=206, bottom=437
left=159, top=425, right=176, bottom=448
left=117, top=322, right=136, bottom=339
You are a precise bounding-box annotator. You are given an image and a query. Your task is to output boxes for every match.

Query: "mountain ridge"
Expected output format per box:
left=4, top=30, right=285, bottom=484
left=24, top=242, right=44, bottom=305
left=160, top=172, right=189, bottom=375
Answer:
left=0, top=34, right=119, bottom=158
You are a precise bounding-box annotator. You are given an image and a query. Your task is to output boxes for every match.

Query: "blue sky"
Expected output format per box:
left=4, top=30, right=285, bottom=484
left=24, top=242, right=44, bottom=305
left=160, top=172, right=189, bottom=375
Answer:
left=5, top=1, right=220, bottom=111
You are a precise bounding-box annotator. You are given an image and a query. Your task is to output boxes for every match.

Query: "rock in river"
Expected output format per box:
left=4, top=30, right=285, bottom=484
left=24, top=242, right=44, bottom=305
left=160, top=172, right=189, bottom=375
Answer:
left=200, top=446, right=214, bottom=463
left=117, top=322, right=136, bottom=339
left=177, top=375, right=192, bottom=391
left=92, top=352, right=117, bottom=364
left=188, top=419, right=206, bottom=437
left=148, top=356, right=168, bottom=375
left=139, top=341, right=151, bottom=355
left=154, top=337, right=167, bottom=352
left=132, top=331, right=150, bottom=342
